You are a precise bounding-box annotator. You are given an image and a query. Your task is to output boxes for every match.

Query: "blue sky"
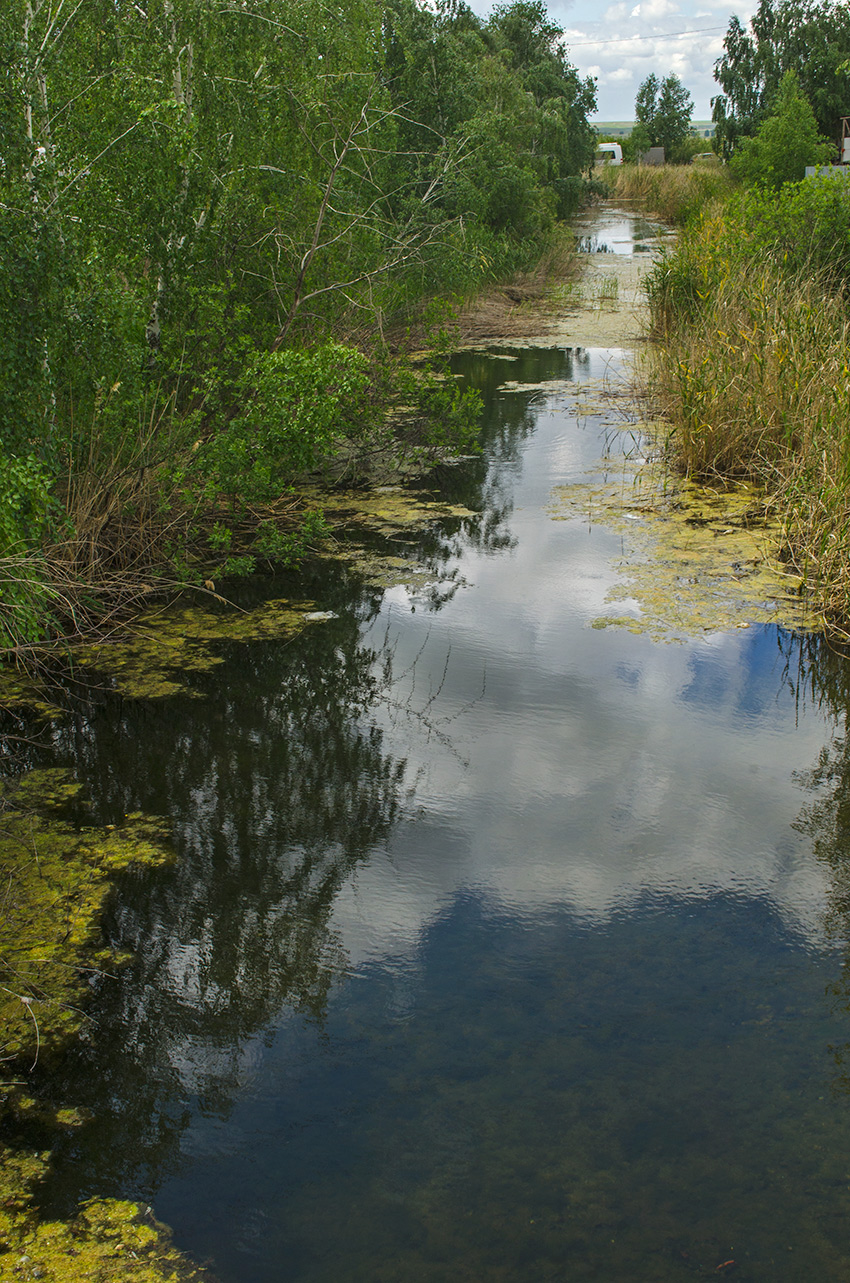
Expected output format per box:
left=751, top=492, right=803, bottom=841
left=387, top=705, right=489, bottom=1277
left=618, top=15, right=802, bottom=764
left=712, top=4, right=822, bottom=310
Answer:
left=471, top=0, right=755, bottom=120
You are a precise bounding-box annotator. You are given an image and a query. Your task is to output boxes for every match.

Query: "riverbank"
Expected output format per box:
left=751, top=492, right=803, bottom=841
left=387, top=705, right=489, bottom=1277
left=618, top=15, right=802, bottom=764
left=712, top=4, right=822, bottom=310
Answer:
left=608, top=164, right=850, bottom=638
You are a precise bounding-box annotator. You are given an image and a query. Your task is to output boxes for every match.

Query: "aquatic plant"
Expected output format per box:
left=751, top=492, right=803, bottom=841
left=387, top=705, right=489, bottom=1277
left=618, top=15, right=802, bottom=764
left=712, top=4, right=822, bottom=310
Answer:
left=0, top=770, right=213, bottom=1280
left=643, top=182, right=850, bottom=632
left=610, top=163, right=734, bottom=227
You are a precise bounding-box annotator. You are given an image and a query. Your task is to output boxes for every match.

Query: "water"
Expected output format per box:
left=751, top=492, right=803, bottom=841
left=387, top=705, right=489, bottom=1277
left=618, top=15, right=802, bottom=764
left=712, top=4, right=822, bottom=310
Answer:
left=574, top=208, right=672, bottom=255
left=40, top=215, right=850, bottom=1280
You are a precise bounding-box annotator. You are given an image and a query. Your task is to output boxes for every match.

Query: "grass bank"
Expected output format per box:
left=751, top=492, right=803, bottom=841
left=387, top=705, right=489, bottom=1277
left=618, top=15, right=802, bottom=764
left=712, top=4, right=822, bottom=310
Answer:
left=620, top=164, right=850, bottom=635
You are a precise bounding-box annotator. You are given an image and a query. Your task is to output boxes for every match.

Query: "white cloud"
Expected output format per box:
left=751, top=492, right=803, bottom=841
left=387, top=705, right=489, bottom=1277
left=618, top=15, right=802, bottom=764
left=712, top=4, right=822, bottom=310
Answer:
left=474, top=0, right=757, bottom=117
left=635, top=0, right=682, bottom=17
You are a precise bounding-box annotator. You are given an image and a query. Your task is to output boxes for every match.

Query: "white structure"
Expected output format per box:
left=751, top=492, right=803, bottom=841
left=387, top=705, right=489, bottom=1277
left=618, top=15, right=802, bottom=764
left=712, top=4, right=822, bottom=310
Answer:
left=594, top=143, right=623, bottom=166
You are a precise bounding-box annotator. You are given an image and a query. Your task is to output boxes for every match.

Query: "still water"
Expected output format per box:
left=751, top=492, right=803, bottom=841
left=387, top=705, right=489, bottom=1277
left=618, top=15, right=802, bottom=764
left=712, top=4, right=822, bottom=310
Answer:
left=42, top=218, right=850, bottom=1280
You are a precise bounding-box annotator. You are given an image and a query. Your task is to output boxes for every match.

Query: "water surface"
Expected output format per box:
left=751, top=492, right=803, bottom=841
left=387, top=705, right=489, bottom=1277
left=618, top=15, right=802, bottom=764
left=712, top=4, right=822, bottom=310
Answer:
left=42, top=215, right=850, bottom=1281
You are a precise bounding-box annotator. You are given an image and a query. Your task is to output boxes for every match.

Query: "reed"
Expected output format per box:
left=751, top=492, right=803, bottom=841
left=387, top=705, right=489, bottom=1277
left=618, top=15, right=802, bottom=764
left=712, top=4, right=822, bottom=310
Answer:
left=646, top=214, right=850, bottom=631
left=611, top=163, right=733, bottom=226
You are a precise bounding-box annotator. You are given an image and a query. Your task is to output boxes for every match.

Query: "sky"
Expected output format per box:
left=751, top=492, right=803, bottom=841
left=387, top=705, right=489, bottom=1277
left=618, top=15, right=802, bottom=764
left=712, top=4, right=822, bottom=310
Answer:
left=471, top=0, right=756, bottom=120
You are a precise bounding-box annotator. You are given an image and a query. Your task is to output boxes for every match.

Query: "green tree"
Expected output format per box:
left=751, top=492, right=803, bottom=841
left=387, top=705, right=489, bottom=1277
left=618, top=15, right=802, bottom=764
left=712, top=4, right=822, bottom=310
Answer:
left=634, top=73, right=693, bottom=156
left=729, top=69, right=832, bottom=187
left=713, top=0, right=850, bottom=158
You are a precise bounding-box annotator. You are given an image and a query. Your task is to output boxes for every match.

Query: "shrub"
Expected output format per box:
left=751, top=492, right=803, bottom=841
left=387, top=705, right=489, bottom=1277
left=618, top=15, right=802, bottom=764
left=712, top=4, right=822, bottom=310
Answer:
left=729, top=71, right=832, bottom=189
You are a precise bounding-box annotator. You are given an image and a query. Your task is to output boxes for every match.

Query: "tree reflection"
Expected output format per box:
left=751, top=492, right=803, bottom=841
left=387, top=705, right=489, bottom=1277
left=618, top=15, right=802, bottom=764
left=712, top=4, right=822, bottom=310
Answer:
left=44, top=588, right=416, bottom=1204
left=778, top=630, right=850, bottom=1093
left=40, top=341, right=583, bottom=1207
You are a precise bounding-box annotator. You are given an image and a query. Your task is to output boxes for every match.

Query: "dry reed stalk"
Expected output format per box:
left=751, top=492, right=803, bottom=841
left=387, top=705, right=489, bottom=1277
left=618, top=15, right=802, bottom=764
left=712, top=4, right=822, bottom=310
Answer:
left=611, top=164, right=733, bottom=226
left=649, top=245, right=850, bottom=628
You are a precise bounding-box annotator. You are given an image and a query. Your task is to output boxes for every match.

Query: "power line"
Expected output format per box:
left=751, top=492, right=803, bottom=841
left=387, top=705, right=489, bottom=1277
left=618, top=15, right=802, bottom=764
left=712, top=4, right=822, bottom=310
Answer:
left=567, top=25, right=725, bottom=47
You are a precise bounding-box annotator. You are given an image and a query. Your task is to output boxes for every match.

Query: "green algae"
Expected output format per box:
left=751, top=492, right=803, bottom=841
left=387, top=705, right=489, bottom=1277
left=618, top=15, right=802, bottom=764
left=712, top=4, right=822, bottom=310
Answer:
left=0, top=1181, right=213, bottom=1282
left=0, top=768, right=174, bottom=1066
left=307, top=483, right=476, bottom=541
left=68, top=480, right=477, bottom=701
left=0, top=770, right=210, bottom=1282
left=0, top=673, right=65, bottom=722
left=309, top=483, right=476, bottom=592
left=548, top=453, right=822, bottom=640
left=74, top=596, right=322, bottom=700
left=0, top=482, right=474, bottom=707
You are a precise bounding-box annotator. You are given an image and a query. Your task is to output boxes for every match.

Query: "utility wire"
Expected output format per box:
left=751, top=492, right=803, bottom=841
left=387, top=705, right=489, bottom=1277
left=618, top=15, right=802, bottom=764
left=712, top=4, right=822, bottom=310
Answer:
left=567, top=25, right=725, bottom=46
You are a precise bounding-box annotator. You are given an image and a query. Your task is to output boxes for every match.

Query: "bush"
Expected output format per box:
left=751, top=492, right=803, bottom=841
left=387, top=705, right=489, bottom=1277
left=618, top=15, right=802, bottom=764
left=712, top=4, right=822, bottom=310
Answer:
left=195, top=343, right=373, bottom=505
left=729, top=70, right=832, bottom=189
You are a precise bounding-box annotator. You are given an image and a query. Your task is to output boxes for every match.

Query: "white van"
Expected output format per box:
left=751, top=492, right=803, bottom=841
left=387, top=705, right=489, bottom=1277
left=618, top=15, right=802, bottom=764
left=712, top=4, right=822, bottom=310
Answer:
left=594, top=143, right=623, bottom=166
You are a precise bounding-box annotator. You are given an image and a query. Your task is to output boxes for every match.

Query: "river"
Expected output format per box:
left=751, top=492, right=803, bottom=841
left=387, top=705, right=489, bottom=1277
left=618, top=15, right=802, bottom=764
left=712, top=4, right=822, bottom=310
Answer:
left=36, top=209, right=850, bottom=1280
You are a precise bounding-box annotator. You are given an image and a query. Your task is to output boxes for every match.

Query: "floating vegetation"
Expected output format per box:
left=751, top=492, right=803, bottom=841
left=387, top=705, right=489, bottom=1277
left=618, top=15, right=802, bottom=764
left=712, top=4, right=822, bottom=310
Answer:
left=73, top=596, right=321, bottom=700
left=0, top=769, right=174, bottom=1071
left=312, top=484, right=477, bottom=594
left=0, top=771, right=209, bottom=1281
left=548, top=454, right=821, bottom=640
left=309, top=484, right=476, bottom=540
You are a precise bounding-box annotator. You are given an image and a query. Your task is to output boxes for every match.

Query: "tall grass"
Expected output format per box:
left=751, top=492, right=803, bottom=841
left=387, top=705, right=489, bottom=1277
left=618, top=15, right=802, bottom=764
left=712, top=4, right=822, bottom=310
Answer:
left=611, top=163, right=733, bottom=226
left=646, top=208, right=850, bottom=629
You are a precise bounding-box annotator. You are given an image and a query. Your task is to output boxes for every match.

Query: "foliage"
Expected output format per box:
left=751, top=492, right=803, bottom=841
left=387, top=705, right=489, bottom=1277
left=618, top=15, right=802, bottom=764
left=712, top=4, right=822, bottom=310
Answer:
left=195, top=344, right=374, bottom=505
left=644, top=180, right=850, bottom=627
left=738, top=173, right=850, bottom=278
left=622, top=122, right=652, bottom=164
left=668, top=134, right=714, bottom=166
left=729, top=71, right=832, bottom=188
left=634, top=73, right=694, bottom=156
left=713, top=0, right=850, bottom=158
left=0, top=0, right=597, bottom=651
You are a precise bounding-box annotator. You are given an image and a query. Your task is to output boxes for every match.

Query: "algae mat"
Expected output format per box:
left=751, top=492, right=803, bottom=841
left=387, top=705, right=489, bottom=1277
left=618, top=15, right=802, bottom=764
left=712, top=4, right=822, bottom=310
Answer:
left=548, top=449, right=819, bottom=640
left=0, top=771, right=212, bottom=1282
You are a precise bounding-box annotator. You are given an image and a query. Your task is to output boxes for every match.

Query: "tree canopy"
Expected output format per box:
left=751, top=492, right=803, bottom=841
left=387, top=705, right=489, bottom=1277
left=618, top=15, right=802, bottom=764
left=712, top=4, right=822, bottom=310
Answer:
left=634, top=73, right=693, bottom=157
left=713, top=0, right=850, bottom=157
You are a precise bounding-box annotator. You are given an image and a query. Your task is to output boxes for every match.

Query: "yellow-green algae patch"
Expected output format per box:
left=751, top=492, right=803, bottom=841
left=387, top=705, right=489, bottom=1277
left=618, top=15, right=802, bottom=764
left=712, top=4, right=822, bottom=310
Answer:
left=0, top=770, right=212, bottom=1282
left=311, top=483, right=477, bottom=592
left=0, top=1187, right=213, bottom=1282
left=0, top=673, right=66, bottom=723
left=74, top=596, right=323, bottom=700
left=308, top=483, right=476, bottom=541
left=70, top=483, right=477, bottom=701
left=0, top=484, right=475, bottom=707
left=548, top=452, right=822, bottom=641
